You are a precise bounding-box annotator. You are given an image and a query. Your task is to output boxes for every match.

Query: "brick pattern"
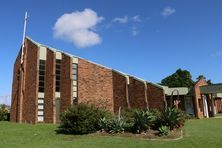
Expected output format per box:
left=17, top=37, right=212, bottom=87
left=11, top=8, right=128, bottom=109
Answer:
left=44, top=49, right=56, bottom=123
left=112, top=71, right=128, bottom=112
left=11, top=38, right=166, bottom=124
left=60, top=54, right=72, bottom=113
left=10, top=49, right=22, bottom=122
left=194, top=78, right=208, bottom=118
left=147, top=83, right=165, bottom=110
left=78, top=58, right=114, bottom=112
left=22, top=40, right=38, bottom=123
left=129, top=78, right=147, bottom=109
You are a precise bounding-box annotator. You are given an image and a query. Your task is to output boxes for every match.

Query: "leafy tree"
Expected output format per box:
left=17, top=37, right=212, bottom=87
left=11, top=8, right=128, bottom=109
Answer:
left=161, top=69, right=194, bottom=87
left=196, top=75, right=213, bottom=85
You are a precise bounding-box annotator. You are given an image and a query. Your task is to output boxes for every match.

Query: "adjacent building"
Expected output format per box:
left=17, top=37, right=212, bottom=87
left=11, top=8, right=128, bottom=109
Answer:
left=10, top=37, right=165, bottom=124
left=163, top=77, right=222, bottom=118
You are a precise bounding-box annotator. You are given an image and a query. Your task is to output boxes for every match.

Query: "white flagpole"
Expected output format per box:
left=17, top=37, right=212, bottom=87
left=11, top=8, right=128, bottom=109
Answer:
left=21, top=12, right=28, bottom=64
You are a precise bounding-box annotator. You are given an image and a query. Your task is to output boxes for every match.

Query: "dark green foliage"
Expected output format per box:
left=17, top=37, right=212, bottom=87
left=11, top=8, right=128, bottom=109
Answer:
left=197, top=75, right=213, bottom=85
left=150, top=109, right=163, bottom=130
left=121, top=108, right=138, bottom=131
left=99, top=117, right=125, bottom=134
left=132, top=110, right=156, bottom=133
left=158, top=125, right=169, bottom=136
left=0, top=104, right=10, bottom=121
left=161, top=68, right=194, bottom=87
left=161, top=108, right=185, bottom=130
left=58, top=103, right=111, bottom=134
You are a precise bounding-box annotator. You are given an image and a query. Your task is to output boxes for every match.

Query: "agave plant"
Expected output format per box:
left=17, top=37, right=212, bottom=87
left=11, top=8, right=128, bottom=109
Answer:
left=132, top=110, right=156, bottom=133
left=158, top=125, right=169, bottom=136
left=162, top=107, right=185, bottom=130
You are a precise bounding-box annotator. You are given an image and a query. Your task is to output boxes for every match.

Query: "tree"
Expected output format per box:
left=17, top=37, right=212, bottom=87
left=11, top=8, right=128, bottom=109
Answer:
left=196, top=75, right=213, bottom=85
left=161, top=69, right=194, bottom=87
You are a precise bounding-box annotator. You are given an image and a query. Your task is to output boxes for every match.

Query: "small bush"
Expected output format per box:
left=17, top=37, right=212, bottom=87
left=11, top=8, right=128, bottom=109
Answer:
left=150, top=109, right=162, bottom=130
left=161, top=107, right=185, bottom=130
left=158, top=125, right=169, bottom=136
left=121, top=108, right=138, bottom=132
left=0, top=105, right=10, bottom=121
left=99, top=117, right=125, bottom=134
left=132, top=110, right=156, bottom=133
left=58, top=103, right=111, bottom=134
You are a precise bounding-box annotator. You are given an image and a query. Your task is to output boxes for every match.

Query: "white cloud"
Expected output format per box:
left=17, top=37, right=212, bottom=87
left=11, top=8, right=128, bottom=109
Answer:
left=112, top=16, right=128, bottom=24
left=162, top=7, right=176, bottom=17
left=53, top=8, right=104, bottom=48
left=131, top=27, right=139, bottom=36
left=131, top=15, right=141, bottom=22
left=212, top=52, right=222, bottom=57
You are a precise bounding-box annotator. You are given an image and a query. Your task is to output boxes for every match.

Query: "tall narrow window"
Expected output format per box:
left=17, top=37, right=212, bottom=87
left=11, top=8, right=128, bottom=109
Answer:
left=38, top=60, right=45, bottom=92
left=72, top=63, right=78, bottom=103
left=38, top=59, right=45, bottom=122
left=56, top=59, right=61, bottom=92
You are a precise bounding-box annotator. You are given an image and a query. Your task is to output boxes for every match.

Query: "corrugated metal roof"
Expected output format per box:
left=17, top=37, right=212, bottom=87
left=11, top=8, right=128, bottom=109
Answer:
left=162, top=86, right=189, bottom=96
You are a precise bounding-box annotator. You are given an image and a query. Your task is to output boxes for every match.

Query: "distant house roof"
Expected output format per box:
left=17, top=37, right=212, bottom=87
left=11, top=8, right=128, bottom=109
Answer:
left=200, top=83, right=222, bottom=94
left=161, top=86, right=189, bottom=96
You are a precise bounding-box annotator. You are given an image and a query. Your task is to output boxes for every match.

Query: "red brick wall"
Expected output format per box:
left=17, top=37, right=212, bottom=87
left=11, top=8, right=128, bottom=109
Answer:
left=215, top=98, right=222, bottom=113
left=44, top=49, right=55, bottom=123
left=147, top=83, right=165, bottom=110
left=10, top=49, right=22, bottom=122
left=60, top=54, right=72, bottom=113
left=112, top=71, right=128, bottom=112
left=78, top=58, right=114, bottom=112
left=194, top=78, right=208, bottom=118
left=22, top=40, right=38, bottom=123
left=128, top=77, right=147, bottom=109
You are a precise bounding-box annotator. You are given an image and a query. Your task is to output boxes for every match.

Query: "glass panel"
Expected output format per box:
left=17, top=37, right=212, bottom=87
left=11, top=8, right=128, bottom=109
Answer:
left=72, top=64, right=77, bottom=69
left=72, top=75, right=77, bottom=80
left=39, top=71, right=45, bottom=75
left=72, top=69, right=77, bottom=75
left=39, top=65, right=45, bottom=70
left=39, top=87, right=44, bottom=92
left=39, top=60, right=45, bottom=65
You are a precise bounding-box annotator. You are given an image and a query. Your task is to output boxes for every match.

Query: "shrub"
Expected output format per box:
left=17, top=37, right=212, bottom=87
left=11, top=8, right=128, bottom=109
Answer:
left=161, top=107, right=185, bottom=130
left=58, top=103, right=111, bottom=134
left=0, top=105, right=10, bottom=121
left=150, top=109, right=162, bottom=130
left=158, top=125, right=169, bottom=136
left=121, top=108, right=138, bottom=132
left=132, top=110, right=156, bottom=133
left=99, top=117, right=125, bottom=134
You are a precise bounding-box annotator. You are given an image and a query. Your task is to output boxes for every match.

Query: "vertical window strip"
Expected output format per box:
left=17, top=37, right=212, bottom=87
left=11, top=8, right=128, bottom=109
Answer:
left=38, top=59, right=45, bottom=122
left=72, top=63, right=78, bottom=103
left=56, top=59, right=61, bottom=92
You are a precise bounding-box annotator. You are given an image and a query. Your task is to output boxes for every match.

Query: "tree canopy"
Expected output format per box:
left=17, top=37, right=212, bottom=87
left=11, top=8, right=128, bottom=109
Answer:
left=161, top=69, right=194, bottom=87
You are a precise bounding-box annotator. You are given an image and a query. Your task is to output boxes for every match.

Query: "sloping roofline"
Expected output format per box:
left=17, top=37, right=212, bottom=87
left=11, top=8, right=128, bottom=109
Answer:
left=25, top=36, right=163, bottom=90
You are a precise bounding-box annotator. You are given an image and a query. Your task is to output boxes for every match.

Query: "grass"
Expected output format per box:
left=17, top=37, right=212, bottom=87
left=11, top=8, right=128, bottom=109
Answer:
left=0, top=118, right=222, bottom=148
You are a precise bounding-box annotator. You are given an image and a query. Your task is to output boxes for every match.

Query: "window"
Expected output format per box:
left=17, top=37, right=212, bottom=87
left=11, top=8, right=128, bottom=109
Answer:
left=72, top=63, right=78, bottom=103
left=37, top=98, right=44, bottom=122
left=38, top=60, right=45, bottom=92
left=56, top=59, right=61, bottom=92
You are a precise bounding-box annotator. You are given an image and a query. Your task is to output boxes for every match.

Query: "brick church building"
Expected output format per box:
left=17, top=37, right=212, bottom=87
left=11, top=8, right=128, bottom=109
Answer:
left=10, top=37, right=165, bottom=124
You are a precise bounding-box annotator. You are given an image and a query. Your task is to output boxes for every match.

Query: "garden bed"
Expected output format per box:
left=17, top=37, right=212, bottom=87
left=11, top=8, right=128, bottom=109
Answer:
left=89, top=128, right=183, bottom=140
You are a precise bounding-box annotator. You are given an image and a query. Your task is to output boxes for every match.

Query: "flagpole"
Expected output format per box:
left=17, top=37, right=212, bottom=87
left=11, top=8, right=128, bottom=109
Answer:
left=21, top=12, right=28, bottom=64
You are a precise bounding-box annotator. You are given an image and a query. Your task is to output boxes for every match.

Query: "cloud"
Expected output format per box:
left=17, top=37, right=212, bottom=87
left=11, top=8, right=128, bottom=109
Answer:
left=131, top=27, right=139, bottom=36
left=53, top=8, right=104, bottom=48
left=131, top=15, right=141, bottom=22
left=212, top=52, right=222, bottom=57
left=112, top=16, right=128, bottom=24
left=162, top=7, right=176, bottom=17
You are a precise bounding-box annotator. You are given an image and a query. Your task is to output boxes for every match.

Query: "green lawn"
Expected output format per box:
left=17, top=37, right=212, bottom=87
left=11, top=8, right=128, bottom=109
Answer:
left=0, top=118, right=222, bottom=148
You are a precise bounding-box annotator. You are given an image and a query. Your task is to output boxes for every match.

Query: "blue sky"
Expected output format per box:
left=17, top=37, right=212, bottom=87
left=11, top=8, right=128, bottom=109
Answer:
left=1, top=0, right=222, bottom=104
